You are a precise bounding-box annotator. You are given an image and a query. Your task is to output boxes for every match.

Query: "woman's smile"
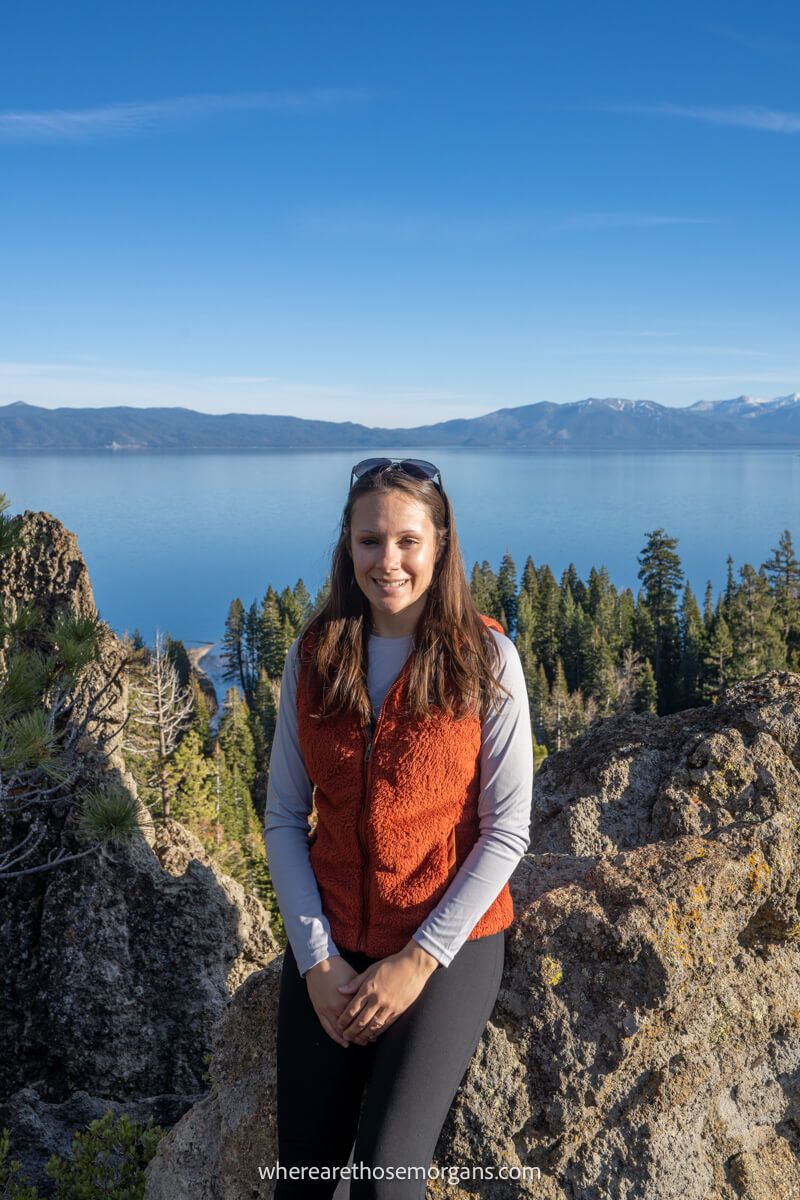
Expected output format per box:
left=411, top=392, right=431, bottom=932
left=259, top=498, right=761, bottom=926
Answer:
left=372, top=577, right=409, bottom=592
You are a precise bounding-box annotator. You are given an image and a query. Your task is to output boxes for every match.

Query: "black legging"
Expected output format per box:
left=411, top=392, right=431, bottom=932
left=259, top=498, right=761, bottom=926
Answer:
left=274, top=931, right=505, bottom=1199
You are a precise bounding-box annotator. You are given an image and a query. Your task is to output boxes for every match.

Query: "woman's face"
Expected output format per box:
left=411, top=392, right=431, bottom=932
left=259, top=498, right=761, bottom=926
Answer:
left=349, top=489, right=442, bottom=636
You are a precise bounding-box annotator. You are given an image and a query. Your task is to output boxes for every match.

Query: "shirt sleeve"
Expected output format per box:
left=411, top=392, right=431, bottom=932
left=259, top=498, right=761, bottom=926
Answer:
left=263, top=637, right=341, bottom=979
left=410, top=630, right=533, bottom=967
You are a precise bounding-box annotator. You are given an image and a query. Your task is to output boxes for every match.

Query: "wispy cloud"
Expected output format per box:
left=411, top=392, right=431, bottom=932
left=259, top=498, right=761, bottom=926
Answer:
left=568, top=344, right=772, bottom=359
left=291, top=207, right=718, bottom=242
left=704, top=23, right=800, bottom=56
left=0, top=360, right=493, bottom=424
left=557, top=211, right=721, bottom=230
left=600, top=102, right=800, bottom=134
left=0, top=88, right=376, bottom=141
left=586, top=330, right=683, bottom=338
left=650, top=372, right=800, bottom=384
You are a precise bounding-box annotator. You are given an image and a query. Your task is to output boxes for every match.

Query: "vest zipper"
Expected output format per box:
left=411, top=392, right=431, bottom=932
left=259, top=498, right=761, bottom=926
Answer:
left=359, top=727, right=374, bottom=951
left=357, top=658, right=413, bottom=952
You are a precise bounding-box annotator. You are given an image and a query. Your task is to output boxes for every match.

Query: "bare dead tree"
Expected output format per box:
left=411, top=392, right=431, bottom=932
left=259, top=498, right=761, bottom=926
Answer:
left=615, top=647, right=643, bottom=715
left=123, top=630, right=193, bottom=819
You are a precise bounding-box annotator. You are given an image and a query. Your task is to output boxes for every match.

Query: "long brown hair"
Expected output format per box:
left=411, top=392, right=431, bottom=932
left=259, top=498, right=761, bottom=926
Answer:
left=298, top=464, right=512, bottom=725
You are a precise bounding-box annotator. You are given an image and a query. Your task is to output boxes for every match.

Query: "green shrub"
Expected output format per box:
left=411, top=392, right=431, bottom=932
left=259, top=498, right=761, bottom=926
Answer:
left=0, top=1126, right=40, bottom=1199
left=0, top=1110, right=165, bottom=1200
left=45, top=1110, right=164, bottom=1200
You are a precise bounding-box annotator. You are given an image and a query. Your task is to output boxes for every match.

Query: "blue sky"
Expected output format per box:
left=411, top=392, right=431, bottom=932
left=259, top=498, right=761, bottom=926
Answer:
left=2, top=0, right=799, bottom=425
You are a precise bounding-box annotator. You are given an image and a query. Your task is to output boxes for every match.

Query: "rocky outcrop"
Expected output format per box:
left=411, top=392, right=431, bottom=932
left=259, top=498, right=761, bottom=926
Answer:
left=145, top=673, right=800, bottom=1200
left=0, top=512, right=279, bottom=1193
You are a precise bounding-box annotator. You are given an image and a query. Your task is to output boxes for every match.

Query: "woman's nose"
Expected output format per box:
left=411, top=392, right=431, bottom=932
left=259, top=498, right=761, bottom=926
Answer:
left=375, top=543, right=401, bottom=570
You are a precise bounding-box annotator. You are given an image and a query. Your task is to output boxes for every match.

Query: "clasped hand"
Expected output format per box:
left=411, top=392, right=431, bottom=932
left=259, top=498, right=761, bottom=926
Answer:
left=305, top=945, right=438, bottom=1048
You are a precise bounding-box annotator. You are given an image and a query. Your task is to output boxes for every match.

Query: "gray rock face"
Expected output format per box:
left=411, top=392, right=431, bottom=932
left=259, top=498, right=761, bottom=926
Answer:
left=145, top=673, right=800, bottom=1200
left=0, top=512, right=279, bottom=1194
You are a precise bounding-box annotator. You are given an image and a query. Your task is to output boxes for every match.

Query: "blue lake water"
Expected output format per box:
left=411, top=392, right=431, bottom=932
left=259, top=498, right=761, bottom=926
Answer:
left=2, top=448, right=797, bottom=673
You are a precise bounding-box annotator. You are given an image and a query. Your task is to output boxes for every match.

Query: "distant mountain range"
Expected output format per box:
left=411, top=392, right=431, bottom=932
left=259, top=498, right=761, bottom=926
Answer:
left=1, top=394, right=799, bottom=451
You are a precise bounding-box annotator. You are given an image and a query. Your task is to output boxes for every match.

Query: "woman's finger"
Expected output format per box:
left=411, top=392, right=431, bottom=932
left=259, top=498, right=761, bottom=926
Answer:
left=319, top=1013, right=350, bottom=1048
left=350, top=1005, right=391, bottom=1045
left=338, top=988, right=378, bottom=1031
left=340, top=996, right=380, bottom=1039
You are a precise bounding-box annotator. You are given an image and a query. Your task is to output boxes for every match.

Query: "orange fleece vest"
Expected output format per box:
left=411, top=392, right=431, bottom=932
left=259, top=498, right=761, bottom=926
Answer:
left=296, top=613, right=515, bottom=958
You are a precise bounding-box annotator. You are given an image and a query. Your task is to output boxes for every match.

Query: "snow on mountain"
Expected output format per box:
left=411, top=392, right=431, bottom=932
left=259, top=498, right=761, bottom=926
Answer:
left=687, top=394, right=800, bottom=419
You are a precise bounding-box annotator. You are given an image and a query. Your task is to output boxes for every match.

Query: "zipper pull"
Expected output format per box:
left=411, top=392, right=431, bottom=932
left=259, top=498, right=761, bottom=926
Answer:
left=364, top=721, right=375, bottom=763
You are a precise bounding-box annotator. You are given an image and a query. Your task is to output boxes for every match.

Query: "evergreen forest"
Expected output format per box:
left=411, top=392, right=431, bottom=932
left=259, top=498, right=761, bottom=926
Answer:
left=118, top=526, right=799, bottom=942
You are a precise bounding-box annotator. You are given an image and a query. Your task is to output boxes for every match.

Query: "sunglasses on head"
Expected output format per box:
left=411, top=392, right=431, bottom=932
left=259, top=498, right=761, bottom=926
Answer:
left=349, top=458, right=443, bottom=494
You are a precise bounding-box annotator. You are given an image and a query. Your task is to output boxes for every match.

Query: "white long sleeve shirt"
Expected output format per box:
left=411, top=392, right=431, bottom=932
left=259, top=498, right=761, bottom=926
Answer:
left=263, top=628, right=533, bottom=978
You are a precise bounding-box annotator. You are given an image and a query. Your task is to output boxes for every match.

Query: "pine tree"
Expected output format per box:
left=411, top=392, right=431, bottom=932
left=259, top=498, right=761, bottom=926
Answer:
left=532, top=565, right=560, bottom=679
left=497, top=552, right=518, bottom=636
left=164, top=634, right=191, bottom=690
left=515, top=589, right=536, bottom=650
left=258, top=587, right=286, bottom=680
left=582, top=623, right=616, bottom=716
left=213, top=748, right=254, bottom=880
left=563, top=563, right=588, bottom=609
left=542, top=658, right=571, bottom=752
left=632, top=593, right=655, bottom=670
left=164, top=727, right=216, bottom=828
left=211, top=743, right=272, bottom=902
left=637, top=529, right=683, bottom=712
left=723, top=555, right=736, bottom=608
left=634, top=660, right=658, bottom=713
left=762, top=529, right=800, bottom=660
left=221, top=599, right=247, bottom=695
left=187, top=675, right=213, bottom=755
left=313, top=574, right=331, bottom=613
left=727, top=564, right=785, bottom=677
left=558, top=582, right=582, bottom=691
left=702, top=580, right=715, bottom=629
left=520, top=555, right=538, bottom=600
left=250, top=667, right=279, bottom=822
left=218, top=687, right=256, bottom=794
left=587, top=565, right=617, bottom=649
left=292, top=578, right=312, bottom=625
left=470, top=561, right=503, bottom=623
left=701, top=615, right=734, bottom=701
left=527, top=658, right=550, bottom=747
left=212, top=689, right=264, bottom=892
left=615, top=588, right=636, bottom=652
left=678, top=581, right=705, bottom=709
left=243, top=601, right=260, bottom=707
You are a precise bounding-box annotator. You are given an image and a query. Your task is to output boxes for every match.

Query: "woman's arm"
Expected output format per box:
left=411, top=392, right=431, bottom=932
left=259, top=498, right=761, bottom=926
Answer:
left=409, top=629, right=533, bottom=967
left=264, top=637, right=341, bottom=979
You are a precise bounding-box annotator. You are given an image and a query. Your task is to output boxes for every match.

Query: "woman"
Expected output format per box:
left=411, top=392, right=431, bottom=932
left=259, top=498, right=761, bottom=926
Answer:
left=264, top=458, right=533, bottom=1198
